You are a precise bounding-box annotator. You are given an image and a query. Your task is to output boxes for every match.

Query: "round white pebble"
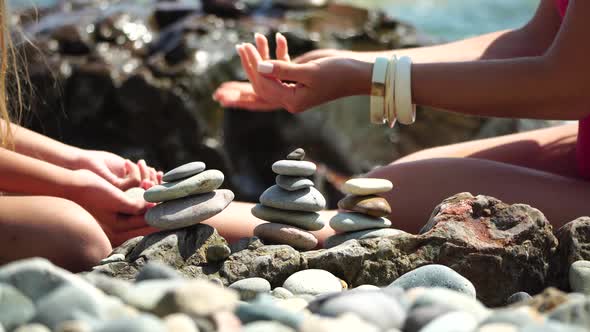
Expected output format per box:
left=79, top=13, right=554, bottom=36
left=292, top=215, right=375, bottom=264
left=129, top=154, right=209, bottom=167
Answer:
left=341, top=178, right=393, bottom=195
left=283, top=269, right=343, bottom=296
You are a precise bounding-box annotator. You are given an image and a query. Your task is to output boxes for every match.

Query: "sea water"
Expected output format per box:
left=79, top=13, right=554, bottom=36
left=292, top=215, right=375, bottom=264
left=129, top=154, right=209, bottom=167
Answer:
left=9, top=0, right=540, bottom=42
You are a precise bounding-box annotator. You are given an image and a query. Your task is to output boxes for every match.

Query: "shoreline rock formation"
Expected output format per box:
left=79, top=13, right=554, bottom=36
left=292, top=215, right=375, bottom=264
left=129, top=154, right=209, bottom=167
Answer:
left=95, top=192, right=559, bottom=307
left=2, top=192, right=590, bottom=331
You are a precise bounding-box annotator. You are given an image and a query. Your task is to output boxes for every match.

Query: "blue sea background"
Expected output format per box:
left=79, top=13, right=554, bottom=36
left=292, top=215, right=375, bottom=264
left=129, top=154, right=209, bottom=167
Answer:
left=10, top=0, right=541, bottom=41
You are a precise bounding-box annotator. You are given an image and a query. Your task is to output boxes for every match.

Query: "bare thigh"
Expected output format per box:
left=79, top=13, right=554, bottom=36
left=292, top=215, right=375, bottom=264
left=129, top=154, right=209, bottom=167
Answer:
left=396, top=124, right=579, bottom=178
left=369, top=157, right=590, bottom=234
left=0, top=196, right=112, bottom=272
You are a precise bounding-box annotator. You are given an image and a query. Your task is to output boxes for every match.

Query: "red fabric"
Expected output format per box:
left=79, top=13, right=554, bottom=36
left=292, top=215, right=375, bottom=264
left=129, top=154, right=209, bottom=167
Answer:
left=556, top=0, right=590, bottom=179
left=557, top=0, right=568, bottom=16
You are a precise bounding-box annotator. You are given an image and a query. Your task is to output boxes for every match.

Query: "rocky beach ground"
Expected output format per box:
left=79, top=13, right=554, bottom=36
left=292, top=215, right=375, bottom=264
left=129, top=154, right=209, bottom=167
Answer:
left=2, top=190, right=590, bottom=331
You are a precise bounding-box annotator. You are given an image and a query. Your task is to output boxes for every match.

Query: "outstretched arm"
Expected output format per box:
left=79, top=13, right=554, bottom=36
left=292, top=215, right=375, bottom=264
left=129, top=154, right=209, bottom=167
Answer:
left=2, top=120, right=162, bottom=189
left=216, top=0, right=561, bottom=110
left=237, top=0, right=590, bottom=120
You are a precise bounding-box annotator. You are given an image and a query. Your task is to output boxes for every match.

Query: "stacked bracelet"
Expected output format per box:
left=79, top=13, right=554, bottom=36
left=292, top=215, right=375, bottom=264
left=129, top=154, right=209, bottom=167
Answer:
left=370, top=57, right=389, bottom=124
left=370, top=55, right=415, bottom=126
left=394, top=56, right=416, bottom=125
left=384, top=55, right=398, bottom=127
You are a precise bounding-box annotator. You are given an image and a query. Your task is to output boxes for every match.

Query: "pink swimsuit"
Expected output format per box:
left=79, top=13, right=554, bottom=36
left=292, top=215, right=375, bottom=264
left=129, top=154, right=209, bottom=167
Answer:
left=557, top=0, right=590, bottom=179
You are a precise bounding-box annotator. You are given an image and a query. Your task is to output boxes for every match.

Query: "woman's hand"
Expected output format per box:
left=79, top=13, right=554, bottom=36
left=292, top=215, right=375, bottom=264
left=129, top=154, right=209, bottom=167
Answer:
left=68, top=169, right=155, bottom=237
left=236, top=42, right=372, bottom=113
left=76, top=150, right=163, bottom=190
left=214, top=32, right=292, bottom=110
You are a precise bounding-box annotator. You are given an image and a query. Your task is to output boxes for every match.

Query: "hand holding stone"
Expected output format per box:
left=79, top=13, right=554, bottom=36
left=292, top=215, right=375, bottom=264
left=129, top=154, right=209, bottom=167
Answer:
left=76, top=150, right=163, bottom=191
left=67, top=169, right=154, bottom=236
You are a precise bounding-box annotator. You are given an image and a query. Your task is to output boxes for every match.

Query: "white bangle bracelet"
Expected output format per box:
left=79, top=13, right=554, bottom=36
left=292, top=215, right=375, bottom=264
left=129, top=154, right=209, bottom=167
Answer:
left=370, top=57, right=389, bottom=124
left=385, top=55, right=397, bottom=128
left=394, top=56, right=416, bottom=125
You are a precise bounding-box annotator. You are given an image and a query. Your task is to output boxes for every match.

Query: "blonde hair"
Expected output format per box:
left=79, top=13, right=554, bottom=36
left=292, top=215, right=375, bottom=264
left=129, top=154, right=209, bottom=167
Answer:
left=0, top=0, right=23, bottom=149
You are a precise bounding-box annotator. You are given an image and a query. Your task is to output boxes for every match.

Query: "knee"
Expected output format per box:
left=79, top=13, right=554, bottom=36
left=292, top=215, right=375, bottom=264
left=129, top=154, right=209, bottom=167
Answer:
left=395, top=146, right=446, bottom=164
left=45, top=198, right=112, bottom=272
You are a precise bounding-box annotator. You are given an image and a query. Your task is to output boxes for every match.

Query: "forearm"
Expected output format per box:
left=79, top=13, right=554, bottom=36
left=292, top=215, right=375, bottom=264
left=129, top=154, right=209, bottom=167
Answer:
left=0, top=147, right=76, bottom=197
left=2, top=120, right=83, bottom=169
left=357, top=27, right=552, bottom=63
left=410, top=47, right=590, bottom=120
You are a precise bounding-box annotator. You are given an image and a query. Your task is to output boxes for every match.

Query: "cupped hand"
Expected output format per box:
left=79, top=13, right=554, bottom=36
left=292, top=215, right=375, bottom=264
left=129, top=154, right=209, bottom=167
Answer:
left=69, top=169, right=156, bottom=237
left=76, top=150, right=163, bottom=190
left=236, top=42, right=372, bottom=113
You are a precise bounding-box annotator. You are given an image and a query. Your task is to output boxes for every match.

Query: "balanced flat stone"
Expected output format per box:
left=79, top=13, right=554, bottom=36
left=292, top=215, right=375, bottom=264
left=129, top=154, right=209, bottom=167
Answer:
left=144, top=169, right=224, bottom=203
left=145, top=189, right=234, bottom=230
left=254, top=223, right=318, bottom=251
left=162, top=162, right=206, bottom=182
left=338, top=195, right=391, bottom=217
left=324, top=228, right=408, bottom=248
left=286, top=148, right=305, bottom=161
left=272, top=160, right=316, bottom=177
left=329, top=212, right=392, bottom=232
left=260, top=185, right=326, bottom=212
left=341, top=178, right=393, bottom=196
left=276, top=175, right=314, bottom=192
left=251, top=204, right=325, bottom=231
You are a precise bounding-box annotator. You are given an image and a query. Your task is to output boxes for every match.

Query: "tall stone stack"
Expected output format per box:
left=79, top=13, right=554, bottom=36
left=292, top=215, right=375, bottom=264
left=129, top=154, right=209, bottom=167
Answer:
left=143, top=162, right=234, bottom=230
left=252, top=148, right=326, bottom=251
left=326, top=178, right=399, bottom=247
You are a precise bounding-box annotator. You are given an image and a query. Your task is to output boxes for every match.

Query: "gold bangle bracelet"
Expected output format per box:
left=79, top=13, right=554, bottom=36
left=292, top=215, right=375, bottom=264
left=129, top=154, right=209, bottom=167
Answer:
left=370, top=57, right=389, bottom=124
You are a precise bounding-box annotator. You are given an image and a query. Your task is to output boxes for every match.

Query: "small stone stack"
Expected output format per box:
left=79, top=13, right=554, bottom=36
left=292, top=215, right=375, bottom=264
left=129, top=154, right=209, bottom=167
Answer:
left=143, top=162, right=234, bottom=231
left=327, top=178, right=395, bottom=246
left=252, top=148, right=326, bottom=251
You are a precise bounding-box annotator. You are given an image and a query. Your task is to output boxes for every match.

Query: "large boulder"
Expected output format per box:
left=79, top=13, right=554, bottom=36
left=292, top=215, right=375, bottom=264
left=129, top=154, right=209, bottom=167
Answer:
left=100, top=193, right=558, bottom=306
left=93, top=224, right=229, bottom=280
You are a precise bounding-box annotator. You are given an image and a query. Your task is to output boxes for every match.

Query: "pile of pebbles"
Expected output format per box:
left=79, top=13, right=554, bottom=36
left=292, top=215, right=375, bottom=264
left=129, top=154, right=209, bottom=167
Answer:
left=2, top=258, right=588, bottom=332
left=142, top=162, right=234, bottom=230
left=252, top=149, right=326, bottom=251
left=325, top=178, right=405, bottom=248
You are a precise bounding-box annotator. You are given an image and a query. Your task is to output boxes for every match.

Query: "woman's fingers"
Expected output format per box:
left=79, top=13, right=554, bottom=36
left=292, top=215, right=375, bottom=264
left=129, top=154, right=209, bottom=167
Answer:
left=237, top=44, right=257, bottom=84
left=118, top=160, right=142, bottom=190
left=255, top=33, right=270, bottom=60
left=276, top=32, right=290, bottom=62
left=243, top=43, right=264, bottom=68
left=137, top=160, right=150, bottom=182
left=256, top=59, right=316, bottom=84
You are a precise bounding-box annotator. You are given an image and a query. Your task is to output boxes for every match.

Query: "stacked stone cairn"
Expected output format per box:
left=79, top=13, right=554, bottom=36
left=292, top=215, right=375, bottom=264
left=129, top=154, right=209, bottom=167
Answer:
left=252, top=148, right=326, bottom=251
left=326, top=178, right=396, bottom=247
left=142, top=162, right=234, bottom=230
